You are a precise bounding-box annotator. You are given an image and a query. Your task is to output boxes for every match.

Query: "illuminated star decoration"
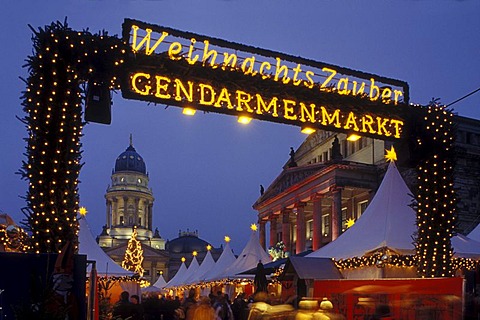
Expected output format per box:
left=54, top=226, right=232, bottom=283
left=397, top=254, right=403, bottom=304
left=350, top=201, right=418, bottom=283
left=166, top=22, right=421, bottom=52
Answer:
left=206, top=244, right=212, bottom=251
left=346, top=218, right=355, bottom=228
left=250, top=224, right=258, bottom=232
left=181, top=257, right=186, bottom=262
left=192, top=250, right=198, bottom=257
left=224, top=236, right=231, bottom=243
left=385, top=146, right=397, bottom=162
left=79, top=207, right=88, bottom=216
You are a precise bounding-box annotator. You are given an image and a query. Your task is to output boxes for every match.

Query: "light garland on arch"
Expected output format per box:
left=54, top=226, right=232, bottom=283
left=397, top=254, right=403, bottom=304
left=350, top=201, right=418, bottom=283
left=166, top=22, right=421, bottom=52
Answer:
left=19, top=19, right=126, bottom=253
left=412, top=103, right=457, bottom=277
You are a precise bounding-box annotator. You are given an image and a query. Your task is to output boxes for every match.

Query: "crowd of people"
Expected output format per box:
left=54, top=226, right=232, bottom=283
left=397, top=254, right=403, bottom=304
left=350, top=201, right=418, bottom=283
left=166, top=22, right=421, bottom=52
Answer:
left=111, top=290, right=347, bottom=320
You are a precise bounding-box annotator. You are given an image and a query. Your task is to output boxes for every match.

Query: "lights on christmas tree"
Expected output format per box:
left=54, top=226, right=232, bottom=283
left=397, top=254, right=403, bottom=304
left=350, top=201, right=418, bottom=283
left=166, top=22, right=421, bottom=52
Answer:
left=122, top=226, right=145, bottom=277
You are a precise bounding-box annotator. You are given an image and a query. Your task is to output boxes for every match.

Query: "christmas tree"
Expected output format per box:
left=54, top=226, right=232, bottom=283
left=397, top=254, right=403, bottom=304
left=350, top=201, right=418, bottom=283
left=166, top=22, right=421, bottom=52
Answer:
left=122, top=226, right=145, bottom=276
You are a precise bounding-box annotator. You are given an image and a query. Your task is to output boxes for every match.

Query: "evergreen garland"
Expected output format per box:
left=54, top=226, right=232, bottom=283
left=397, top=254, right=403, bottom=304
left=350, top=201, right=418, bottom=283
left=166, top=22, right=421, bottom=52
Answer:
left=19, top=19, right=125, bottom=253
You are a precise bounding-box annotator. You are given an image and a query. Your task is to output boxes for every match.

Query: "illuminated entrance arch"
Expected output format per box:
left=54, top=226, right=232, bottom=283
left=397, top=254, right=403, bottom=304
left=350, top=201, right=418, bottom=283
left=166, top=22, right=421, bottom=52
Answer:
left=20, top=19, right=456, bottom=278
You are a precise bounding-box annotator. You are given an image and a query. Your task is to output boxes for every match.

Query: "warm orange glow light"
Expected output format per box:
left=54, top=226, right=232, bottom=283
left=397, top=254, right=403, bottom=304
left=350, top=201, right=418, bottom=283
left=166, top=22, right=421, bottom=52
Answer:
left=347, top=134, right=361, bottom=141
left=182, top=107, right=196, bottom=116
left=301, top=127, right=316, bottom=134
left=238, top=116, right=252, bottom=124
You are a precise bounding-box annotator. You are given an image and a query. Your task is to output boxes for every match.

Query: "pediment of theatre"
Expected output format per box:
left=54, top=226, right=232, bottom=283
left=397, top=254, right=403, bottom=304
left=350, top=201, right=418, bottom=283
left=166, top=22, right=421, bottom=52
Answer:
left=255, top=163, right=327, bottom=205
left=103, top=242, right=169, bottom=259
left=254, top=161, right=379, bottom=210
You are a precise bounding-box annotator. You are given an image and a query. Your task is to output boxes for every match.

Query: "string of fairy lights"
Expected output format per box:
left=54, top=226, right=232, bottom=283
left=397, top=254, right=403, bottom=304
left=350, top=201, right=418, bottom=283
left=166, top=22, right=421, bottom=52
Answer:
left=414, top=104, right=457, bottom=277
left=19, top=20, right=125, bottom=253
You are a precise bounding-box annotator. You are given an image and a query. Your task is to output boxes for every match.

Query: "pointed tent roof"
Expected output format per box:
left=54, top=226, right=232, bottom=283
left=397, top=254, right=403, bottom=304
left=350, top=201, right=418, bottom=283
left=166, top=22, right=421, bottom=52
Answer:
left=182, top=256, right=200, bottom=285
left=165, top=261, right=187, bottom=288
left=184, top=250, right=216, bottom=285
left=308, top=161, right=417, bottom=260
left=203, top=242, right=237, bottom=282
left=78, top=216, right=133, bottom=276
left=468, top=223, right=480, bottom=242
left=165, top=257, right=199, bottom=288
left=152, top=274, right=167, bottom=289
left=451, top=234, right=480, bottom=259
left=215, top=230, right=271, bottom=279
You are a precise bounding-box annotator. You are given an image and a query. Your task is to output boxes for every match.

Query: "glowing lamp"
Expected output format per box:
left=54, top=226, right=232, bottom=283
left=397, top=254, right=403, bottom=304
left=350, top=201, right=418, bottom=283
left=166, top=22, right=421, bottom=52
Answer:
left=181, top=257, right=186, bottom=262
left=182, top=107, right=196, bottom=116
left=206, top=244, right=212, bottom=251
left=347, top=133, right=361, bottom=141
left=224, top=236, right=231, bottom=243
left=192, top=250, right=198, bottom=256
left=301, top=127, right=316, bottom=134
left=238, top=116, right=252, bottom=124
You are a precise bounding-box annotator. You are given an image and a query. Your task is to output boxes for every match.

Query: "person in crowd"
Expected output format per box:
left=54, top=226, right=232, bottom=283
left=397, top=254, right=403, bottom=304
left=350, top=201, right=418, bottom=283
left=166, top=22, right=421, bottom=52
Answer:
left=112, top=291, right=135, bottom=320
left=130, top=294, right=144, bottom=320
left=194, top=296, right=217, bottom=320
left=214, top=291, right=233, bottom=320
left=182, top=288, right=197, bottom=319
left=247, top=292, right=271, bottom=320
left=232, top=292, right=249, bottom=320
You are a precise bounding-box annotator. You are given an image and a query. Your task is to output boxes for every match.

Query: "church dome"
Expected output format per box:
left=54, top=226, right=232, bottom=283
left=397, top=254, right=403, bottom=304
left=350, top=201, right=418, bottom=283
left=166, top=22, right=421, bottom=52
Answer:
left=166, top=231, right=210, bottom=254
left=114, top=138, right=146, bottom=174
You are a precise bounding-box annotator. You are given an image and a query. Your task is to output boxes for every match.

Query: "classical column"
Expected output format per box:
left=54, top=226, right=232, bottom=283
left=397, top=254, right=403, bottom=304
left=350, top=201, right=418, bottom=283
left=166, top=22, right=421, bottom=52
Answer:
left=134, top=198, right=140, bottom=226
left=148, top=202, right=153, bottom=230
left=282, top=209, right=292, bottom=254
left=106, top=199, right=111, bottom=228
left=295, top=203, right=306, bottom=254
left=112, top=198, right=118, bottom=226
left=269, top=216, right=278, bottom=248
left=330, top=186, right=343, bottom=241
left=312, top=194, right=323, bottom=250
left=123, top=196, right=129, bottom=225
left=259, top=220, right=266, bottom=250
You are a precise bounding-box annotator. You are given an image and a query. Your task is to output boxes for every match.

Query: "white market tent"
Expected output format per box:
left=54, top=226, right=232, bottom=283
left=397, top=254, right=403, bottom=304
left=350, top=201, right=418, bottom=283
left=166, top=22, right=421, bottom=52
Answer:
left=452, top=234, right=480, bottom=259
left=78, top=216, right=133, bottom=276
left=307, top=161, right=417, bottom=260
left=184, top=250, right=216, bottom=285
left=203, top=241, right=237, bottom=282
left=141, top=274, right=168, bottom=293
left=213, top=230, right=271, bottom=280
left=153, top=273, right=167, bottom=289
left=165, top=256, right=200, bottom=288
left=165, top=261, right=187, bottom=288
left=306, top=160, right=480, bottom=278
left=468, top=223, right=480, bottom=242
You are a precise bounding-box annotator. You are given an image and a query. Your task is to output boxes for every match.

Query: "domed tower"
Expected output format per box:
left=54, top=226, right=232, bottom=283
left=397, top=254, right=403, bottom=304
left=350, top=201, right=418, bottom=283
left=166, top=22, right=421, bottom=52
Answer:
left=98, top=135, right=164, bottom=250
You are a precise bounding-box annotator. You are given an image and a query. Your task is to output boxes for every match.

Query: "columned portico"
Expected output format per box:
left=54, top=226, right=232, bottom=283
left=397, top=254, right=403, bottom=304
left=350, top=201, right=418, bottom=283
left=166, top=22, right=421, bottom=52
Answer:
left=253, top=161, right=379, bottom=253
